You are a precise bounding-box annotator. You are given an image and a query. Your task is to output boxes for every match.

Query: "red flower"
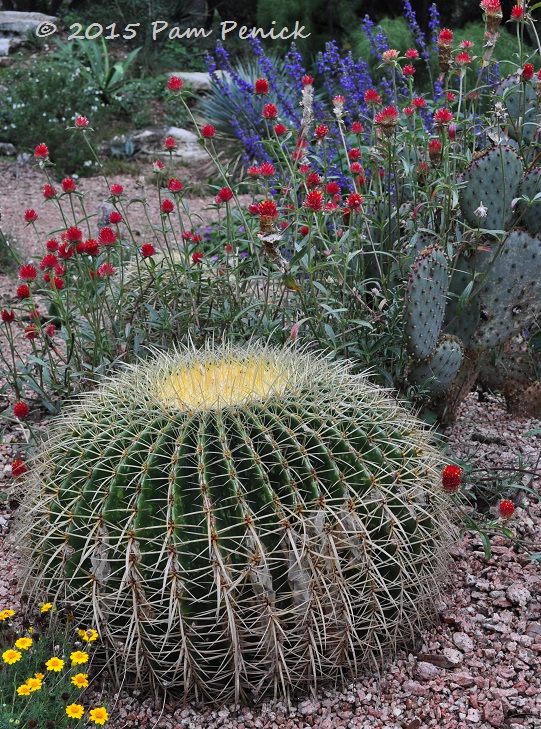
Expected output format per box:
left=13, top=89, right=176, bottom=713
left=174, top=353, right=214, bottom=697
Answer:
left=259, top=162, right=275, bottom=177
left=168, top=178, right=184, bottom=193
left=351, top=121, right=364, bottom=133
left=52, top=277, right=64, bottom=290
left=403, top=64, right=416, bottom=75
left=16, top=284, right=29, bottom=299
left=481, top=0, right=502, bottom=12
left=61, top=177, right=77, bottom=193
left=217, top=187, right=233, bottom=203
left=460, top=39, right=474, bottom=48
left=441, top=465, right=462, bottom=492
left=164, top=136, right=177, bottom=150
left=34, top=143, right=49, bottom=159
left=306, top=172, right=322, bottom=187
left=405, top=48, right=419, bottom=59
left=522, top=63, right=535, bottom=81
left=258, top=200, right=278, bottom=218
left=141, top=243, right=156, bottom=258
left=434, top=108, right=454, bottom=125
left=44, top=324, right=56, bottom=337
left=333, top=95, right=345, bottom=104
left=303, top=190, right=324, bottom=211
left=428, top=139, right=443, bottom=152
left=75, top=116, right=89, bottom=128
left=82, top=239, right=99, bottom=256
left=110, top=183, right=124, bottom=196
left=161, top=199, right=175, bottom=214
left=167, top=75, right=184, bottom=91
left=274, top=123, right=287, bottom=135
left=11, top=460, right=27, bottom=477
left=254, top=78, right=269, bottom=94
left=98, top=227, right=118, bottom=245
left=315, top=124, right=328, bottom=138
left=438, top=28, right=453, bottom=44
left=43, top=184, right=56, bottom=198
left=248, top=166, right=261, bottom=177
left=263, top=103, right=278, bottom=119
left=375, top=105, right=400, bottom=136
left=46, top=239, right=59, bottom=251
left=348, top=148, right=361, bottom=161
left=109, top=211, right=123, bottom=224
left=58, top=243, right=74, bottom=259
left=498, top=499, right=515, bottom=519
left=24, top=324, right=39, bottom=340
left=40, top=253, right=58, bottom=270
left=413, top=96, right=426, bottom=108
left=65, top=226, right=83, bottom=242
left=19, top=264, right=37, bottom=281
left=97, top=263, right=115, bottom=278
left=404, top=106, right=414, bottom=116
left=24, top=209, right=38, bottom=223
left=350, top=162, right=363, bottom=173
left=511, top=4, right=524, bottom=19
left=192, top=234, right=202, bottom=243
left=76, top=241, right=86, bottom=255
left=54, top=263, right=66, bottom=276
left=201, top=124, right=216, bottom=138
left=192, top=251, right=204, bottom=263
left=326, top=182, right=341, bottom=195
left=224, top=244, right=233, bottom=254
left=346, top=193, right=363, bottom=210
left=13, top=401, right=30, bottom=419
left=455, top=51, right=472, bottom=66
left=248, top=203, right=260, bottom=215
left=300, top=225, right=309, bottom=236
left=152, top=160, right=165, bottom=171
left=448, top=122, right=457, bottom=141
left=302, top=75, right=314, bottom=85
left=364, top=89, right=382, bottom=104
left=1, top=309, right=15, bottom=323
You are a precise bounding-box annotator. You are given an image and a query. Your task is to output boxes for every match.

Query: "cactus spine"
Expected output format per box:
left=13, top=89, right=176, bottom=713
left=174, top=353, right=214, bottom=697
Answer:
left=19, top=343, right=456, bottom=703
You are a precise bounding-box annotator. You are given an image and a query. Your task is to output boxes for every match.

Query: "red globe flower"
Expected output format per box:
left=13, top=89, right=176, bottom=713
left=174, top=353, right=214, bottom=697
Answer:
left=455, top=51, right=472, bottom=66
left=75, top=116, right=89, bottom=128
left=274, top=123, right=287, bottom=135
left=1, top=309, right=15, bottom=323
left=57, top=243, right=74, bottom=259
left=192, top=251, right=204, bottom=263
left=300, top=225, right=309, bottom=236
left=511, top=4, right=524, bottom=19
left=306, top=172, right=322, bottom=187
left=301, top=75, right=314, bottom=85
left=65, top=226, right=83, bottom=242
left=346, top=193, right=363, bottom=210
left=434, top=108, right=454, bottom=125
left=263, top=103, right=278, bottom=119
left=46, top=239, right=59, bottom=251
left=498, top=499, right=515, bottom=519
left=375, top=105, right=400, bottom=136
left=19, top=264, right=37, bottom=281
left=348, top=148, right=362, bottom=161
left=44, top=324, right=56, bottom=337
left=13, top=401, right=30, bottom=419
left=110, top=184, right=124, bottom=196
left=438, top=28, right=453, bottom=44
left=364, top=89, right=382, bottom=105
left=24, top=209, right=38, bottom=223
left=109, top=211, right=123, bottom=224
left=97, top=262, right=115, bottom=278
left=167, top=76, right=184, bottom=91
left=217, top=187, right=234, bottom=203
left=522, top=63, right=535, bottom=81
left=34, top=143, right=49, bottom=159
left=164, top=136, right=177, bottom=150
left=403, top=64, right=416, bottom=76
left=405, top=48, right=419, bottom=59
left=52, top=277, right=64, bottom=290
left=442, top=464, right=462, bottom=492
left=83, top=239, right=100, bottom=256
left=43, top=184, right=56, bottom=199
left=161, top=199, right=175, bottom=214
left=413, top=96, right=427, bottom=109
left=201, top=125, right=216, bottom=138
left=258, top=162, right=275, bottom=177
left=326, top=182, right=341, bottom=195
left=98, top=227, right=118, bottom=246
left=248, top=203, right=261, bottom=215
left=303, top=190, right=324, bottom=211
left=168, top=178, right=184, bottom=193
left=24, top=324, right=39, bottom=340
left=254, top=78, right=269, bottom=94
left=54, top=263, right=66, bottom=276
left=141, top=243, right=157, bottom=258
left=11, top=460, right=27, bottom=477
left=61, top=177, right=77, bottom=193
left=247, top=166, right=261, bottom=177
left=40, top=253, right=58, bottom=270
left=258, top=200, right=278, bottom=218
left=351, top=121, right=364, bottom=133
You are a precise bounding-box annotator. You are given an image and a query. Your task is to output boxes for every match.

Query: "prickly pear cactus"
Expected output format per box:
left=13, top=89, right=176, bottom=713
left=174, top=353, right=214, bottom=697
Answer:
left=408, top=335, right=464, bottom=397
left=403, top=245, right=449, bottom=360
left=442, top=255, right=481, bottom=348
left=495, top=72, right=537, bottom=146
left=470, top=230, right=541, bottom=351
left=517, top=167, right=541, bottom=236
left=458, top=146, right=523, bottom=231
left=18, top=343, right=456, bottom=703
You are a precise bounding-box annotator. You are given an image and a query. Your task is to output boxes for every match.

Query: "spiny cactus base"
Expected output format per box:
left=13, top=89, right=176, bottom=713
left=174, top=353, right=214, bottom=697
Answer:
left=18, top=343, right=456, bottom=703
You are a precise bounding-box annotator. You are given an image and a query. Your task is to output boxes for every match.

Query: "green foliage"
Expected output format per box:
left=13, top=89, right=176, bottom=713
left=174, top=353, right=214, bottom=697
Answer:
left=19, top=342, right=456, bottom=703
left=0, top=229, right=19, bottom=275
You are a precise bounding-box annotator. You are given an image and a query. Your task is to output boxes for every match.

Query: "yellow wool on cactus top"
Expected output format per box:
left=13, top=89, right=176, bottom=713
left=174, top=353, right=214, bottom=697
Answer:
left=156, top=357, right=291, bottom=410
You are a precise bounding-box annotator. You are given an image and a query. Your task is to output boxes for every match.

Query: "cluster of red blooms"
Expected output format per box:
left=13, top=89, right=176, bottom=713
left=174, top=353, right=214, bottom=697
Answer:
left=441, top=466, right=515, bottom=519
left=181, top=231, right=203, bottom=243
left=247, top=162, right=276, bottom=177
left=215, top=187, right=234, bottom=204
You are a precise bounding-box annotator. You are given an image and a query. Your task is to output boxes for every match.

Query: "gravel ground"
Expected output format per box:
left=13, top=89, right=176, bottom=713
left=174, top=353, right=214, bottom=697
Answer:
left=1, top=391, right=540, bottom=729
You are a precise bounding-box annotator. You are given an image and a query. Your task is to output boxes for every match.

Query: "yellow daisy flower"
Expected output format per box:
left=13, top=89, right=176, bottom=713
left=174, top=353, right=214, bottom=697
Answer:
left=78, top=628, right=99, bottom=642
left=66, top=703, right=85, bottom=719
left=71, top=672, right=89, bottom=689
left=0, top=609, right=15, bottom=621
left=45, top=656, right=64, bottom=672
left=14, top=637, right=33, bottom=650
left=40, top=603, right=53, bottom=613
left=70, top=650, right=89, bottom=665
left=89, top=707, right=109, bottom=725
left=16, top=684, right=31, bottom=696
left=2, top=649, right=22, bottom=665
left=34, top=672, right=45, bottom=680
left=25, top=677, right=42, bottom=692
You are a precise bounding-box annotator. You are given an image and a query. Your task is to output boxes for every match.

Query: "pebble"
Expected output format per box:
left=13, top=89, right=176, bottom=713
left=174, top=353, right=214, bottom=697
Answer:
left=452, top=632, right=474, bottom=652
left=506, top=584, right=532, bottom=607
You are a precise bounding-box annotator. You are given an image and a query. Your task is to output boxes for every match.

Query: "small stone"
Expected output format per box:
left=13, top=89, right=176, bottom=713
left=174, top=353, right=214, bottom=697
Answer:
left=506, top=584, right=531, bottom=607
left=451, top=671, right=475, bottom=688
left=483, top=700, right=505, bottom=727
left=466, top=708, right=480, bottom=723
left=414, top=661, right=439, bottom=681
left=525, top=622, right=541, bottom=639
left=402, top=680, right=428, bottom=697
left=453, top=632, right=474, bottom=652
left=443, top=647, right=463, bottom=665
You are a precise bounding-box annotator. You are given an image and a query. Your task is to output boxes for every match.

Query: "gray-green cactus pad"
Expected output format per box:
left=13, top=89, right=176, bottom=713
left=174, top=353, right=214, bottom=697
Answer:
left=404, top=246, right=449, bottom=360
left=495, top=72, right=537, bottom=146
left=517, top=167, right=541, bottom=235
left=459, top=146, right=524, bottom=231
left=408, top=335, right=464, bottom=397
left=443, top=255, right=481, bottom=348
